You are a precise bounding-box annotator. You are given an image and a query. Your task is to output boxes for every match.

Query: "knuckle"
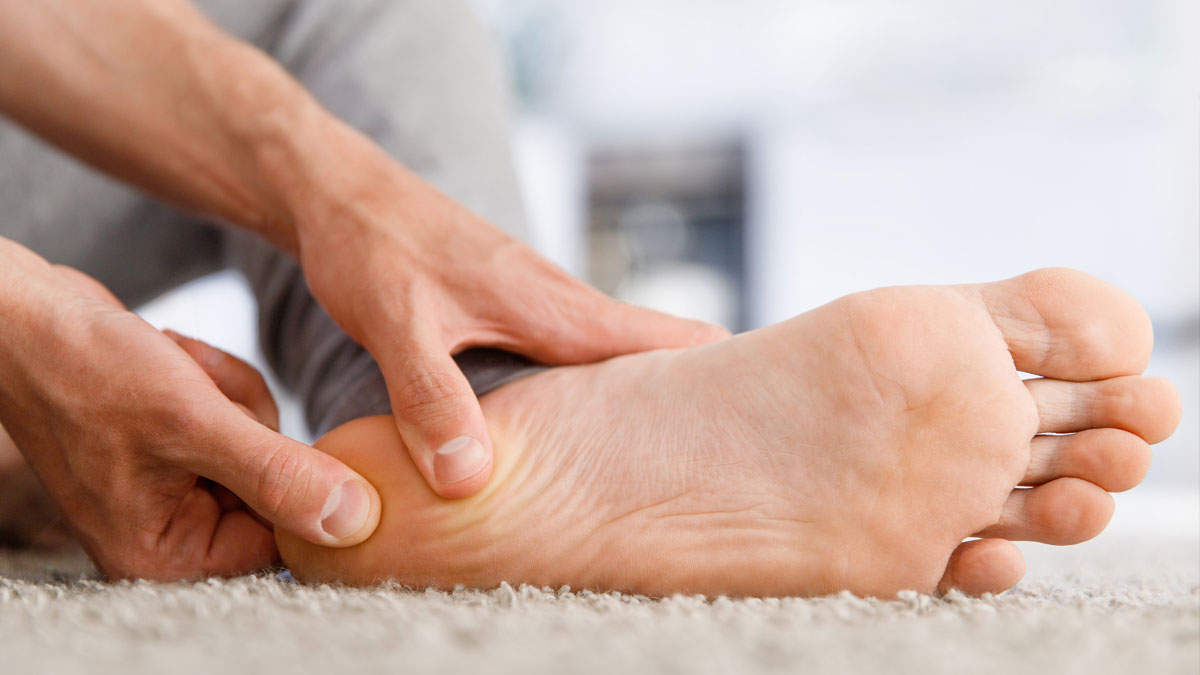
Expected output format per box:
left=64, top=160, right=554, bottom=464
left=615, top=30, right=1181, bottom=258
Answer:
left=254, top=443, right=313, bottom=518
left=165, top=395, right=211, bottom=439
left=395, top=368, right=466, bottom=424
left=150, top=398, right=212, bottom=464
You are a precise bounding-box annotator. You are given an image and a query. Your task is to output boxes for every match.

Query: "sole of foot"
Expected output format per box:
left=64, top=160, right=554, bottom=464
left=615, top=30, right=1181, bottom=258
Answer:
left=279, top=269, right=1180, bottom=598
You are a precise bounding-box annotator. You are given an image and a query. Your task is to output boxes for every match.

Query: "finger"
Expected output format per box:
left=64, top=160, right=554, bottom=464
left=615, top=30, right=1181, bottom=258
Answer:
left=206, top=510, right=282, bottom=576
left=164, top=330, right=280, bottom=431
left=154, top=485, right=279, bottom=579
left=181, top=404, right=381, bottom=548
left=210, top=482, right=273, bottom=529
left=205, top=479, right=243, bottom=513
left=378, top=332, right=493, bottom=499
left=509, top=282, right=731, bottom=364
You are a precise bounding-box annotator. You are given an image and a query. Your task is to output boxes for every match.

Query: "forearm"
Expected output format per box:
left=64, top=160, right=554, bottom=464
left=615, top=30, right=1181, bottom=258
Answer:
left=0, top=240, right=76, bottom=393
left=0, top=0, right=381, bottom=253
left=0, top=237, right=57, bottom=328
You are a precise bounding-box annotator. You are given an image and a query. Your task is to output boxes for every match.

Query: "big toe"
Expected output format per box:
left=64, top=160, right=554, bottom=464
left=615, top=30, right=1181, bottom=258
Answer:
left=937, top=538, right=1026, bottom=596
left=976, top=268, right=1153, bottom=381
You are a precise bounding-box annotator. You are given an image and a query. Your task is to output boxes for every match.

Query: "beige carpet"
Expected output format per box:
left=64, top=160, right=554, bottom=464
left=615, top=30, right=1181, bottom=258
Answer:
left=1, top=537, right=1196, bottom=675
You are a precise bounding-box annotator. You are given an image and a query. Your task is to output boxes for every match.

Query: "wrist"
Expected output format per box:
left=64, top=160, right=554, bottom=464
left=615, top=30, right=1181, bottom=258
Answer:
left=201, top=40, right=327, bottom=254
left=251, top=108, right=417, bottom=255
left=0, top=240, right=53, bottom=319
left=160, top=29, right=371, bottom=256
left=0, top=241, right=69, bottom=373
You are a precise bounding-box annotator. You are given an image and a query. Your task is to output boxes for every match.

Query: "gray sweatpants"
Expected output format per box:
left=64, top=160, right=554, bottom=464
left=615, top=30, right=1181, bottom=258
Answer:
left=0, top=0, right=539, bottom=436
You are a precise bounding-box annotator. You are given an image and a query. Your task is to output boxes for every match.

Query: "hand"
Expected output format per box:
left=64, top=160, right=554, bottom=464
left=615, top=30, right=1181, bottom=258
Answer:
left=0, top=243, right=381, bottom=579
left=291, top=145, right=730, bottom=499
left=0, top=0, right=728, bottom=501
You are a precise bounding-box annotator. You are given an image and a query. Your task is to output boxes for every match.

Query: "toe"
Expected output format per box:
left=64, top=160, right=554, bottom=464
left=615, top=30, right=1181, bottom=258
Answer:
left=975, top=477, right=1115, bottom=545
left=937, top=538, right=1025, bottom=596
left=1026, top=375, right=1182, bottom=443
left=1025, top=428, right=1152, bottom=492
left=977, top=268, right=1153, bottom=381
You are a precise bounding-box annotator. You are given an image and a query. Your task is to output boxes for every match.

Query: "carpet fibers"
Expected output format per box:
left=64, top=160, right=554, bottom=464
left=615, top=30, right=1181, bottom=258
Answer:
left=1, top=537, right=1196, bottom=675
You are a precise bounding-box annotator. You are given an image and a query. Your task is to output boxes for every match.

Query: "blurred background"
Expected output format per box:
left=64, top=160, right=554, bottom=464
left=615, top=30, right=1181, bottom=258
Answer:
left=140, top=0, right=1198, bottom=536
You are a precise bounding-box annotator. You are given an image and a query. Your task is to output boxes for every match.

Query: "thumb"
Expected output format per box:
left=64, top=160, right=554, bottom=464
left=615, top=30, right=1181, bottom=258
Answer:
left=184, top=406, right=381, bottom=547
left=378, top=332, right=494, bottom=499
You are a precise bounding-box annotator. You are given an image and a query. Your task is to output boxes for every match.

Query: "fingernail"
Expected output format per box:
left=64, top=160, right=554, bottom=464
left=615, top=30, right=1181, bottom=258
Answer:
left=433, top=436, right=488, bottom=485
left=320, top=480, right=371, bottom=540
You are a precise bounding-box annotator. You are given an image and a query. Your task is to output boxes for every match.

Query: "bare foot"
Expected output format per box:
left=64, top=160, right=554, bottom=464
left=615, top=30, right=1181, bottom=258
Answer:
left=279, top=269, right=1180, bottom=597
